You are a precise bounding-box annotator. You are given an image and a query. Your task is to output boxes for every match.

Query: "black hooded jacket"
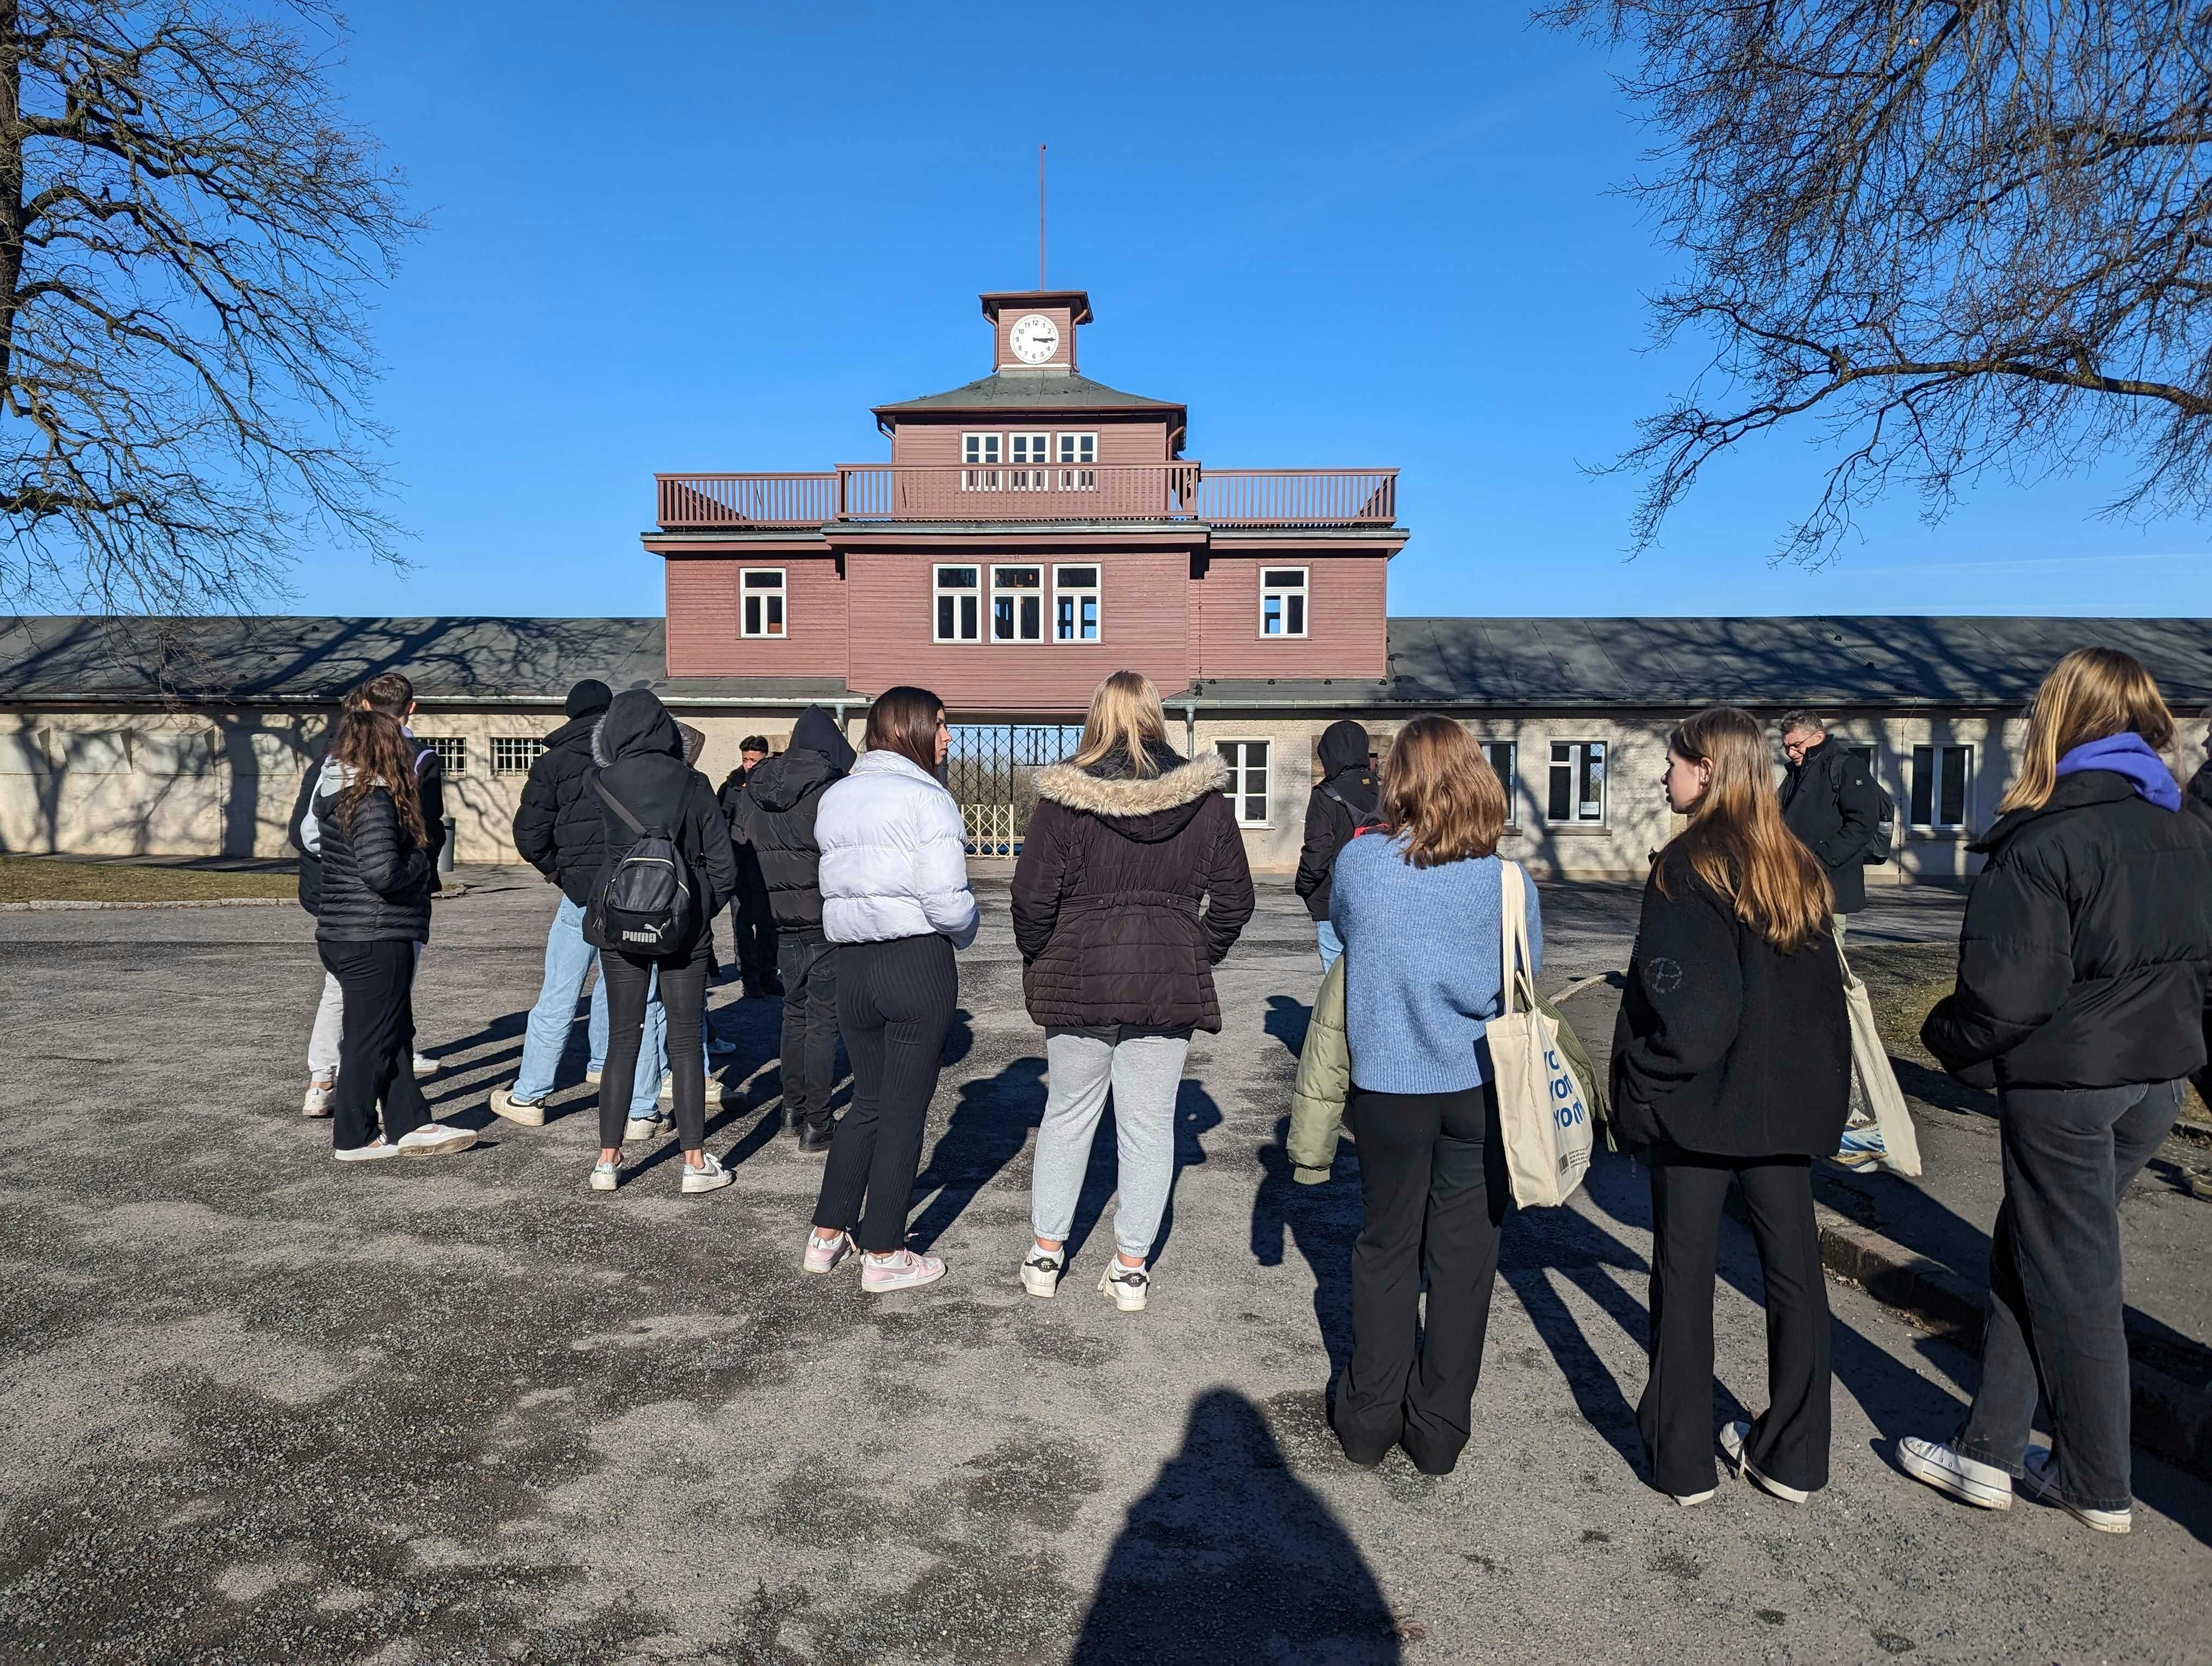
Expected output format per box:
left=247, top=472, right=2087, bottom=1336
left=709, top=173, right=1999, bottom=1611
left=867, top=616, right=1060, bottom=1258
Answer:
left=1010, top=741, right=1256, bottom=1032
left=1921, top=767, right=2212, bottom=1091
left=1294, top=720, right=1378, bottom=922
left=513, top=700, right=614, bottom=905
left=729, top=706, right=854, bottom=931
left=582, top=690, right=739, bottom=962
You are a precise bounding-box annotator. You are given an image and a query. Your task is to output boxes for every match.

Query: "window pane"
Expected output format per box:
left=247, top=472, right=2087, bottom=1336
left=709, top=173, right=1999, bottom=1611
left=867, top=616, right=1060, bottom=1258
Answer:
left=744, top=571, right=780, bottom=589
left=1287, top=593, right=1305, bottom=635
left=1911, top=746, right=1934, bottom=825
left=767, top=596, right=783, bottom=632
left=961, top=595, right=978, bottom=638
left=1581, top=742, right=1605, bottom=820
left=1081, top=597, right=1098, bottom=639
left=1940, top=746, right=1970, bottom=826
left=1021, top=595, right=1040, bottom=639
left=1548, top=761, right=1571, bottom=822
left=1263, top=597, right=1281, bottom=635
left=1056, top=598, right=1074, bottom=640
left=938, top=596, right=954, bottom=639
left=745, top=595, right=761, bottom=635
left=1059, top=566, right=1097, bottom=587
left=1262, top=569, right=1301, bottom=587
left=993, top=598, right=1013, bottom=639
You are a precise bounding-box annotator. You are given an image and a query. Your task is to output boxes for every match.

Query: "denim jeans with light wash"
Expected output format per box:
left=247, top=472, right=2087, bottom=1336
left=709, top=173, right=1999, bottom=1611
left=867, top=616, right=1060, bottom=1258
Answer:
left=512, top=895, right=664, bottom=1117
left=1316, top=919, right=1344, bottom=972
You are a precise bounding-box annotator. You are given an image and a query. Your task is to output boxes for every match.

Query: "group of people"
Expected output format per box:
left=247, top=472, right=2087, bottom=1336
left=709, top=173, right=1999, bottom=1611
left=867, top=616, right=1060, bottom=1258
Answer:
left=285, top=647, right=2212, bottom=1533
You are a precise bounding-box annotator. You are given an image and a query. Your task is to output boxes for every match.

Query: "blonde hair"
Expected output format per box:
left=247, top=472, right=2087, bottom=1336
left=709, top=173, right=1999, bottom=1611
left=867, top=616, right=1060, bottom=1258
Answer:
left=1072, top=671, right=1171, bottom=777
left=1378, top=716, right=1507, bottom=868
left=1658, top=707, right=1832, bottom=951
left=1998, top=648, right=2176, bottom=815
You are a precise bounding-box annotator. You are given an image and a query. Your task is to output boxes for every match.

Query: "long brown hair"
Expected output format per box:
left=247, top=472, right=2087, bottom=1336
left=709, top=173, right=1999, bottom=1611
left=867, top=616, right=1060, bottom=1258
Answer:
left=1071, top=670, right=1171, bottom=777
left=1658, top=707, right=1830, bottom=951
left=1379, top=716, right=1507, bottom=868
left=1998, top=647, right=2176, bottom=815
left=864, top=686, right=944, bottom=776
left=331, top=701, right=427, bottom=847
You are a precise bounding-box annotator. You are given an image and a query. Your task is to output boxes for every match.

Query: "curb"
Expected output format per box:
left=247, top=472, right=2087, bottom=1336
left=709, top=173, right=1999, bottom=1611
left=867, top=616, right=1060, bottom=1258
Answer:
left=0, top=895, right=295, bottom=912
left=1801, top=1195, right=2212, bottom=1484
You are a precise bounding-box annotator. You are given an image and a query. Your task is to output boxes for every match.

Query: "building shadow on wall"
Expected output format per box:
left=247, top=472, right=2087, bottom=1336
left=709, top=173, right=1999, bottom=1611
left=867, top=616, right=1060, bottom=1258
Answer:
left=1070, top=1388, right=1401, bottom=1665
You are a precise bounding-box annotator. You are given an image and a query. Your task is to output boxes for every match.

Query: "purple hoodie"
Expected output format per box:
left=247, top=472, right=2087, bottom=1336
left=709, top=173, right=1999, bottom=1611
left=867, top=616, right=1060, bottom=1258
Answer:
left=2054, top=732, right=2182, bottom=811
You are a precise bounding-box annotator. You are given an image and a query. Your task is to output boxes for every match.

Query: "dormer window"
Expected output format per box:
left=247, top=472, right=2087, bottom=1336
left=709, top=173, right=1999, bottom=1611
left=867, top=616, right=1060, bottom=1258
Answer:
left=961, top=433, right=1002, bottom=491
left=1009, top=432, right=1049, bottom=491
left=741, top=568, right=786, bottom=638
left=1261, top=567, right=1308, bottom=638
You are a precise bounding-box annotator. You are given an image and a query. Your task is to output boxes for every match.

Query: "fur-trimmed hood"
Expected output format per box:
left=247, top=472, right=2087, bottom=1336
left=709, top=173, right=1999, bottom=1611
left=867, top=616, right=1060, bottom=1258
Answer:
left=1032, top=748, right=1230, bottom=844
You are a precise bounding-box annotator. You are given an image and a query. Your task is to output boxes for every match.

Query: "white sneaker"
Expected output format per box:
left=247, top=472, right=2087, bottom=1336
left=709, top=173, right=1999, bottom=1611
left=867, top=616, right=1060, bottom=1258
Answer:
left=1098, top=1260, right=1150, bottom=1312
left=1719, top=1420, right=1808, bottom=1503
left=624, top=1113, right=674, bottom=1143
left=2022, top=1446, right=2131, bottom=1533
left=301, top=1078, right=336, bottom=1118
left=658, top=1073, right=725, bottom=1106
left=861, top=1248, right=946, bottom=1294
left=588, top=1159, right=619, bottom=1193
left=1020, top=1244, right=1065, bottom=1298
left=1672, top=1488, right=1717, bottom=1507
left=394, top=1123, right=477, bottom=1159
left=411, top=1053, right=436, bottom=1079
left=584, top=1065, right=603, bottom=1087
left=1899, top=1437, right=2014, bottom=1511
left=333, top=1137, right=398, bottom=1163
left=680, top=1151, right=733, bottom=1194
left=803, top=1229, right=854, bottom=1274
left=489, top=1086, right=547, bottom=1128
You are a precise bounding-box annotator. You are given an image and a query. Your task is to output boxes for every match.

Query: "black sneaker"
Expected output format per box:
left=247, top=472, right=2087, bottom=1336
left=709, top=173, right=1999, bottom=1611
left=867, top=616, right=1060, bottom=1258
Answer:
left=795, top=1120, right=836, bottom=1155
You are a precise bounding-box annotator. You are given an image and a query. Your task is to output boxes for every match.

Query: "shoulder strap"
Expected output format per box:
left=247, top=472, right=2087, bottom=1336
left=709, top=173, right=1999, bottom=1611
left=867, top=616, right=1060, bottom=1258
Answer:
left=592, top=776, right=648, bottom=840
left=1497, top=859, right=1533, bottom=1016
left=1320, top=780, right=1382, bottom=826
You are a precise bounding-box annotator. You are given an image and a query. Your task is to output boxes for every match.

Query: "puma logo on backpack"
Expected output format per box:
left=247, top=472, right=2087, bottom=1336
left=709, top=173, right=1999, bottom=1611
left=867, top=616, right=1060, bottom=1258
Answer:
left=593, top=778, right=694, bottom=955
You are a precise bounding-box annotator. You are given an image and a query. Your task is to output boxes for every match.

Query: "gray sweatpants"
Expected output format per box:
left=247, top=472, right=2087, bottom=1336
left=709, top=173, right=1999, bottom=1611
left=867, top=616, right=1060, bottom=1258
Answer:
left=1031, top=1026, right=1192, bottom=1263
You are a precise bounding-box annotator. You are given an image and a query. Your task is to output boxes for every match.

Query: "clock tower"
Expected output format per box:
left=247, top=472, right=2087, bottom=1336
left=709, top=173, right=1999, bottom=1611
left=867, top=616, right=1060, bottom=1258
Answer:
left=981, top=289, right=1091, bottom=373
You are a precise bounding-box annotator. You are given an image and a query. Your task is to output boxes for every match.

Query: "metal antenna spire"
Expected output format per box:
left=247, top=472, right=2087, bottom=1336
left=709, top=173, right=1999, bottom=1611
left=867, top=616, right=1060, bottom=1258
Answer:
left=1038, top=144, right=1046, bottom=290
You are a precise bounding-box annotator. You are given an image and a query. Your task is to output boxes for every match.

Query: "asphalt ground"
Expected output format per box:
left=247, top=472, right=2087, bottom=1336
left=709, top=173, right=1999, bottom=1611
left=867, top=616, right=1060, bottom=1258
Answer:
left=3, top=872, right=2209, bottom=1665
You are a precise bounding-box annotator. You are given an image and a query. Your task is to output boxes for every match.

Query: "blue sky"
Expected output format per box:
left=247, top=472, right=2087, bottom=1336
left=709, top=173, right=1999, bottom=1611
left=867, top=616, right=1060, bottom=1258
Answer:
left=293, top=0, right=2212, bottom=620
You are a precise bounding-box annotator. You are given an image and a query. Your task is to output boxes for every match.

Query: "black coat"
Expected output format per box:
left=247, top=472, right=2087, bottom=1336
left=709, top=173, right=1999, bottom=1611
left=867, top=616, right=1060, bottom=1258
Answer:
left=1921, top=769, right=2212, bottom=1091
left=1610, top=848, right=1850, bottom=1157
left=583, top=690, right=740, bottom=963
left=312, top=775, right=433, bottom=944
left=1778, top=737, right=1877, bottom=914
left=1010, top=743, right=1256, bottom=1033
left=729, top=706, right=854, bottom=932
left=1294, top=719, right=1378, bottom=923
left=717, top=762, right=773, bottom=908
left=512, top=710, right=611, bottom=905
left=288, top=732, right=443, bottom=914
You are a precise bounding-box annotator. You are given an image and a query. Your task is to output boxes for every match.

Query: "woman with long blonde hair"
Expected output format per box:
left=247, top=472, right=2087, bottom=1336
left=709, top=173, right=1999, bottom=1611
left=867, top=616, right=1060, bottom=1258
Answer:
left=1612, top=707, right=1848, bottom=1506
left=1009, top=671, right=1254, bottom=1311
left=1904, top=649, right=2212, bottom=1534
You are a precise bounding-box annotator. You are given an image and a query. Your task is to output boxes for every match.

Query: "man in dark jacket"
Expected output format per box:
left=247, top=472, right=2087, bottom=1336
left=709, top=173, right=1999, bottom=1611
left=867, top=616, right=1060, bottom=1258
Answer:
left=493, top=677, right=675, bottom=1133
left=1776, top=711, right=1880, bottom=924
left=718, top=734, right=780, bottom=998
left=1293, top=720, right=1377, bottom=971
left=730, top=704, right=854, bottom=1150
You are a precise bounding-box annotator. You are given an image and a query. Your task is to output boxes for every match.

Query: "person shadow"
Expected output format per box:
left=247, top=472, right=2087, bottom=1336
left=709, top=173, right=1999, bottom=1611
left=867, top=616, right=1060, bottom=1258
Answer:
left=1060, top=1081, right=1223, bottom=1269
left=906, top=1054, right=1047, bottom=1252
left=1069, top=1388, right=1401, bottom=1665
left=1251, top=1114, right=1359, bottom=1382
left=1263, top=994, right=1311, bottom=1060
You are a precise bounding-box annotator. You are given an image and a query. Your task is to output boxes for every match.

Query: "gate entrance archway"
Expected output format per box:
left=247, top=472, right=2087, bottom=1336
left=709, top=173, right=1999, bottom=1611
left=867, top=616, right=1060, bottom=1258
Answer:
left=947, top=723, right=1081, bottom=855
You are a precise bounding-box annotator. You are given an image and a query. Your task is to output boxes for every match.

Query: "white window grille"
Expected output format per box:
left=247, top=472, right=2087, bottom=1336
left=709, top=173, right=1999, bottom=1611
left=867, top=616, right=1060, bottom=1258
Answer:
left=421, top=736, right=468, bottom=777
left=1547, top=740, right=1606, bottom=825
left=991, top=565, right=1045, bottom=642
left=1053, top=565, right=1101, bottom=643
left=1057, top=431, right=1097, bottom=489
left=741, top=568, right=786, bottom=638
left=492, top=736, right=546, bottom=776
left=1911, top=744, right=1973, bottom=829
left=934, top=565, right=982, bottom=643
left=961, top=432, right=1002, bottom=491
left=1261, top=567, right=1308, bottom=637
left=1216, top=739, right=1272, bottom=826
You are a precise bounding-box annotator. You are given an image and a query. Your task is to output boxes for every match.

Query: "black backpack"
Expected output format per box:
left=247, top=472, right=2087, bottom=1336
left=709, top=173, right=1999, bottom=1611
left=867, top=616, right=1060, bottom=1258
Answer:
left=1321, top=779, right=1384, bottom=832
left=592, top=778, right=695, bottom=954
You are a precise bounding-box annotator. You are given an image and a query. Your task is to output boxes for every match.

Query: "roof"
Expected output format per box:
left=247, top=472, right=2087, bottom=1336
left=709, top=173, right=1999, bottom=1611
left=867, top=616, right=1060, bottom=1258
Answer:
left=873, top=370, right=1183, bottom=416
left=1190, top=616, right=2212, bottom=710
left=979, top=290, right=1094, bottom=326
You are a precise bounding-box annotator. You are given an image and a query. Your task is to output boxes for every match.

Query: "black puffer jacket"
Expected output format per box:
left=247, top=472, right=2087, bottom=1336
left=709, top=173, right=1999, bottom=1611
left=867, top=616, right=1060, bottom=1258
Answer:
left=583, top=689, right=739, bottom=963
left=730, top=706, right=854, bottom=932
left=1294, top=720, right=1378, bottom=922
left=290, top=731, right=443, bottom=914
left=1778, top=737, right=1877, bottom=914
left=1610, top=847, right=1850, bottom=1157
left=312, top=770, right=433, bottom=944
left=1010, top=742, right=1256, bottom=1033
left=512, top=707, right=612, bottom=905
left=1921, top=767, right=2212, bottom=1090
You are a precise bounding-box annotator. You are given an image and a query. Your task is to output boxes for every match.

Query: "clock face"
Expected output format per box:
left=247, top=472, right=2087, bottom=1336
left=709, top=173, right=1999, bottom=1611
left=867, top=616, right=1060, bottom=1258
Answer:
left=1008, top=313, right=1060, bottom=364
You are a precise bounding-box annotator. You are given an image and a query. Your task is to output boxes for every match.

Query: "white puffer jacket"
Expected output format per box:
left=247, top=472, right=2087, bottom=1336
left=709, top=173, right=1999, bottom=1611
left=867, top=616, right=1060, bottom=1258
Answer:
left=818, top=749, right=979, bottom=949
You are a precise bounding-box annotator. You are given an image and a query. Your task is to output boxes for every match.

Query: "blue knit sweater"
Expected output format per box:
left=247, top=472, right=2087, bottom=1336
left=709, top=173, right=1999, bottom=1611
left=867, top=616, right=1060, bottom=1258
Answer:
left=1328, top=835, right=1542, bottom=1094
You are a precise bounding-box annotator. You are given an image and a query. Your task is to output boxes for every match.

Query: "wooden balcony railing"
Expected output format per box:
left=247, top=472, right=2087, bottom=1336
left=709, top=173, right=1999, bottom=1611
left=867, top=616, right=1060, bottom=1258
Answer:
left=654, top=465, right=1399, bottom=530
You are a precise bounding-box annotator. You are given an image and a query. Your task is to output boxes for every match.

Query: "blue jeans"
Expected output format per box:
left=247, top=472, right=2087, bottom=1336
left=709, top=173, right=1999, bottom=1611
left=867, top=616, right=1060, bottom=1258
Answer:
left=513, top=895, right=666, bottom=1117
left=1316, top=919, right=1343, bottom=972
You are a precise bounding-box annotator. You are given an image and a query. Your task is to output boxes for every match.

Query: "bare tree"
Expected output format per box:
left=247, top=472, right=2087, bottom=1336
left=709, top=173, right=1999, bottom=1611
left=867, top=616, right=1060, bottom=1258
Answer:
left=1546, top=1, right=2212, bottom=561
left=0, top=0, right=416, bottom=625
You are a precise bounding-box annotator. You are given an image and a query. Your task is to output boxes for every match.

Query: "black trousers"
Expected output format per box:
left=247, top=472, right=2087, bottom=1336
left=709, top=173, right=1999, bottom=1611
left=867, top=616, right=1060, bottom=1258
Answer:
left=813, top=933, right=957, bottom=1253
left=600, top=949, right=709, bottom=1151
left=1639, top=1149, right=1830, bottom=1497
left=730, top=849, right=777, bottom=988
left=1334, top=1083, right=1510, bottom=1474
left=318, top=937, right=431, bottom=1153
left=778, top=930, right=839, bottom=1135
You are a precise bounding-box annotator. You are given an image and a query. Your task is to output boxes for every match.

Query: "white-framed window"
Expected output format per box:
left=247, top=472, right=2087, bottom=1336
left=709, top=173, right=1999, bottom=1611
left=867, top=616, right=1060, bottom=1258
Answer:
left=934, top=564, right=982, bottom=643
left=492, top=736, right=546, bottom=776
left=991, top=564, right=1045, bottom=642
left=1261, top=567, right=1308, bottom=637
left=421, top=736, right=467, bottom=778
left=1057, top=431, right=1097, bottom=489
left=1481, top=739, right=1517, bottom=828
left=1009, top=431, right=1050, bottom=491
left=961, top=432, right=1002, bottom=491
left=1217, top=739, right=1272, bottom=826
left=1911, top=744, right=1972, bottom=830
left=1546, top=740, right=1606, bottom=825
left=741, top=568, right=786, bottom=638
left=1053, top=564, right=1101, bottom=643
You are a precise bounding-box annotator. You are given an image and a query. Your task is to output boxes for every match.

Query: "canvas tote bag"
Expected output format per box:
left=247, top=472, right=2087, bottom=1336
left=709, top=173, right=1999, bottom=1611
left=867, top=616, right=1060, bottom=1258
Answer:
left=1491, top=860, right=1596, bottom=1208
left=1837, top=942, right=1922, bottom=1177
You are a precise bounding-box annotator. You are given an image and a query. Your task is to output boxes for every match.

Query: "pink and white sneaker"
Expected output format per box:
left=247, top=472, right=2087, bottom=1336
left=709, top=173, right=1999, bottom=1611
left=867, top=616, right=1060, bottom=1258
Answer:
left=860, top=1247, right=946, bottom=1295
left=802, top=1229, right=853, bottom=1276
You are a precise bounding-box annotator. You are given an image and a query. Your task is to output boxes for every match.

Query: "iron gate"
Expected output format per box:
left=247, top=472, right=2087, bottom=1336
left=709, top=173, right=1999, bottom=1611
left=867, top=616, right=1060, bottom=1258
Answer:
left=947, top=723, right=1082, bottom=855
